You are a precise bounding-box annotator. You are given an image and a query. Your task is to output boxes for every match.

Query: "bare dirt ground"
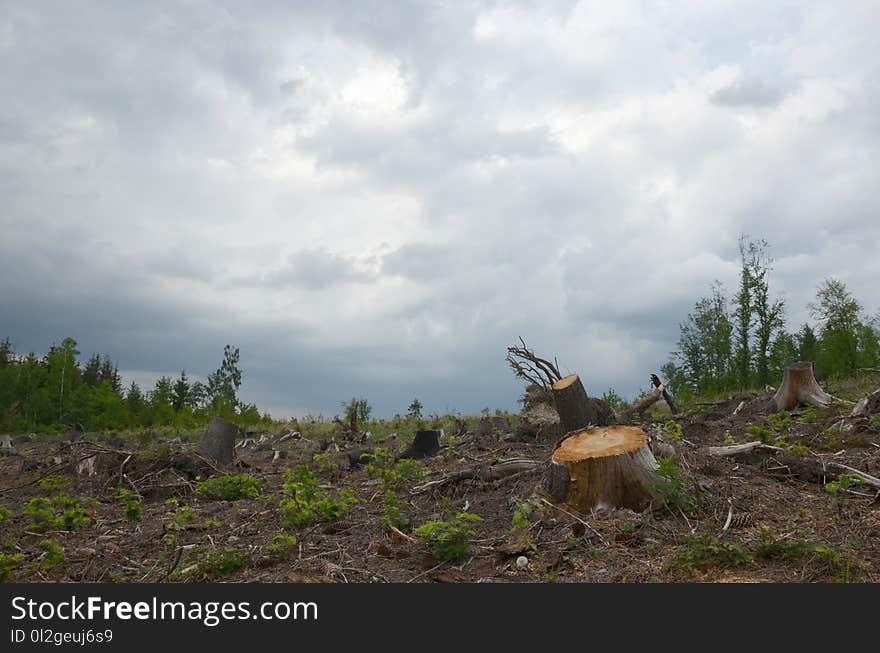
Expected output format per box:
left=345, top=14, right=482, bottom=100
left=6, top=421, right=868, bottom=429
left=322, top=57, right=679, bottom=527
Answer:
left=2, top=393, right=879, bottom=584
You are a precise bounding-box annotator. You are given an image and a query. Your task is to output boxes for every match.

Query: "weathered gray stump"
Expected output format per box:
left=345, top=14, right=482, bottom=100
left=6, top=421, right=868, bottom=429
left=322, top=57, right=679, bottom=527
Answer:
left=398, top=430, right=441, bottom=460
left=770, top=361, right=834, bottom=412
left=200, top=417, right=237, bottom=464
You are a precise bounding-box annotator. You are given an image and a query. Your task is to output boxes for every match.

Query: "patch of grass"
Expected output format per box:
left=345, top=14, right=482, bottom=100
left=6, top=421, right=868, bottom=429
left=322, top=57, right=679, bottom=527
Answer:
left=0, top=553, right=24, bottom=582
left=754, top=530, right=809, bottom=562
left=653, top=457, right=698, bottom=515
left=23, top=493, right=90, bottom=532
left=414, top=511, right=483, bottom=563
left=279, top=464, right=358, bottom=529
left=38, top=539, right=66, bottom=570
left=196, top=474, right=264, bottom=501
left=265, top=534, right=298, bottom=559
left=667, top=533, right=752, bottom=573
left=800, top=407, right=818, bottom=424
left=0, top=506, right=12, bottom=524
left=116, top=487, right=143, bottom=522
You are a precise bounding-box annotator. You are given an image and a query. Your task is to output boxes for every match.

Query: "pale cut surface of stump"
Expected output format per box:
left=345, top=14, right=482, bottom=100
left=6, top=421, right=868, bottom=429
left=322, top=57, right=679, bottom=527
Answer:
left=544, top=425, right=659, bottom=512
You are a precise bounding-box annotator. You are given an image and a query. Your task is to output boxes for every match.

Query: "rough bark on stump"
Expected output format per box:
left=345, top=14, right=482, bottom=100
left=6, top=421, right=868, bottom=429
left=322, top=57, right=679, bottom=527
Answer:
left=398, top=430, right=441, bottom=460
left=551, top=374, right=615, bottom=432
left=199, top=417, right=237, bottom=464
left=771, top=361, right=834, bottom=412
left=541, top=425, right=659, bottom=512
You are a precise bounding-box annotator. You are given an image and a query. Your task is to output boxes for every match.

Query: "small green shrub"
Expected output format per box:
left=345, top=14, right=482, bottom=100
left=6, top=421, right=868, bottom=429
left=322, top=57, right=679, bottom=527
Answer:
left=23, top=494, right=90, bottom=532
left=265, top=534, right=298, bottom=559
left=415, top=512, right=483, bottom=563
left=801, top=407, right=818, bottom=424
left=185, top=547, right=251, bottom=580
left=658, top=420, right=683, bottom=441
left=767, top=411, right=793, bottom=432
left=279, top=465, right=358, bottom=529
left=380, top=490, right=409, bottom=529
left=0, top=553, right=24, bottom=582
left=363, top=449, right=428, bottom=490
left=38, top=475, right=75, bottom=494
left=39, top=539, right=66, bottom=570
left=116, top=488, right=143, bottom=522
left=311, top=452, right=339, bottom=477
left=754, top=530, right=809, bottom=561
left=0, top=506, right=12, bottom=524
left=196, top=474, right=263, bottom=501
left=745, top=424, right=773, bottom=444
left=653, top=457, right=697, bottom=514
left=164, top=499, right=197, bottom=531
left=669, top=533, right=752, bottom=572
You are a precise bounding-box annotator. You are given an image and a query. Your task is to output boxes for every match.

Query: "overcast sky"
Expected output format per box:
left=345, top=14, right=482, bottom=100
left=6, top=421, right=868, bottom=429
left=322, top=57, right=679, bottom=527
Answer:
left=1, top=1, right=878, bottom=418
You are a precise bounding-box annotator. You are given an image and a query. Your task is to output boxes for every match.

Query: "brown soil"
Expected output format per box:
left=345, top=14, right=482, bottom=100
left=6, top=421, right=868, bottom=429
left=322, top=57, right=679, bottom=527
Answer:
left=2, top=398, right=879, bottom=583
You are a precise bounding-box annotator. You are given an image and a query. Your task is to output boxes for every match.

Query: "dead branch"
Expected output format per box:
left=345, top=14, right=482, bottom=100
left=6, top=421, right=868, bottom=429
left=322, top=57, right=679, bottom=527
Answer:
left=650, top=373, right=678, bottom=415
left=411, top=458, right=542, bottom=494
left=506, top=337, right=562, bottom=390
left=708, top=441, right=784, bottom=457
left=616, top=382, right=667, bottom=423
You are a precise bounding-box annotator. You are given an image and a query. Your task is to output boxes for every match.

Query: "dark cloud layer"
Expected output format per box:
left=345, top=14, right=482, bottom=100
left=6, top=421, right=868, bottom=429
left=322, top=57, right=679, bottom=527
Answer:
left=1, top=1, right=879, bottom=417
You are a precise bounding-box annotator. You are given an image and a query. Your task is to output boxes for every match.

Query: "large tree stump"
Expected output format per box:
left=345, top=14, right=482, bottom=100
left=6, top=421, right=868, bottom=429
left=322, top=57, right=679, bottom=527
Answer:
left=771, top=361, right=834, bottom=412
left=398, top=430, right=441, bottom=460
left=551, top=374, right=615, bottom=432
left=541, top=426, right=659, bottom=512
left=200, top=417, right=238, bottom=464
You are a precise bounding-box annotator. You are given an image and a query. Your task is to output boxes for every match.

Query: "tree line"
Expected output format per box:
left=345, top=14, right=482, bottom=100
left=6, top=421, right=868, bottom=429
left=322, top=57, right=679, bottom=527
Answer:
left=0, top=338, right=268, bottom=432
left=663, top=236, right=880, bottom=398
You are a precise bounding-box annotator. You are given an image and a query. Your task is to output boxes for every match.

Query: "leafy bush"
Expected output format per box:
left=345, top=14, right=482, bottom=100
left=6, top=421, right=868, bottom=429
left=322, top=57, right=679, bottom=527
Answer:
left=415, top=512, right=483, bottom=563
left=116, top=487, right=143, bottom=521
left=196, top=474, right=263, bottom=501
left=279, top=465, right=358, bottom=529
left=0, top=553, right=24, bottom=582
left=652, top=457, right=697, bottom=514
left=39, top=539, right=66, bottom=570
left=658, top=420, right=683, bottom=441
left=37, top=475, right=74, bottom=494
left=311, top=452, right=339, bottom=477
left=24, top=494, right=90, bottom=532
left=164, top=499, right=197, bottom=531
left=0, top=506, right=12, bottom=524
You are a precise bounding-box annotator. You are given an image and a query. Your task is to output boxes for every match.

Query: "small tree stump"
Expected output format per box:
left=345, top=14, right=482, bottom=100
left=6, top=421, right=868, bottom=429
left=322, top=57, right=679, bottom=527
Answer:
left=200, top=417, right=238, bottom=464
left=398, top=430, right=441, bottom=460
left=551, top=374, right=615, bottom=432
left=771, top=361, right=834, bottom=412
left=542, top=425, right=659, bottom=512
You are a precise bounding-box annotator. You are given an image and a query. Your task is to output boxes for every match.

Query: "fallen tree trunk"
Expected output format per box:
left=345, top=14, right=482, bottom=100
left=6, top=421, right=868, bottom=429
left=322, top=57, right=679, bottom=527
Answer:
left=708, top=441, right=784, bottom=457
left=411, top=458, right=541, bottom=493
left=617, top=384, right=666, bottom=424
left=541, top=425, right=659, bottom=512
left=770, top=361, right=834, bottom=412
left=551, top=374, right=615, bottom=431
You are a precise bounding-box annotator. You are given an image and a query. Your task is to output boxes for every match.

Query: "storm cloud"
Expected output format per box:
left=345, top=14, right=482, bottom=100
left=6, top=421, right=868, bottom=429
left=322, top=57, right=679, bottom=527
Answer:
left=1, top=1, right=878, bottom=417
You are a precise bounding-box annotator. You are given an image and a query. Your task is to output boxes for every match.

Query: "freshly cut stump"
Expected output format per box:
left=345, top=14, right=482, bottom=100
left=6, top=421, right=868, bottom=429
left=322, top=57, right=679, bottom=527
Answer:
left=771, top=361, right=833, bottom=412
left=542, top=425, right=659, bottom=512
left=551, top=374, right=615, bottom=432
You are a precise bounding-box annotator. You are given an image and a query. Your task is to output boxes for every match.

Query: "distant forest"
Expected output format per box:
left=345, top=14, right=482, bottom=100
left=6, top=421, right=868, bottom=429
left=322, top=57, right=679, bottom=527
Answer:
left=663, top=237, right=880, bottom=399
left=0, top=340, right=269, bottom=433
